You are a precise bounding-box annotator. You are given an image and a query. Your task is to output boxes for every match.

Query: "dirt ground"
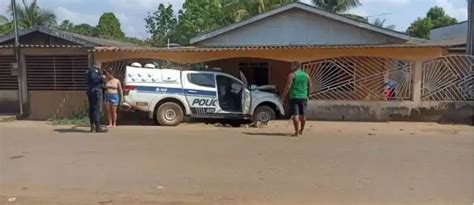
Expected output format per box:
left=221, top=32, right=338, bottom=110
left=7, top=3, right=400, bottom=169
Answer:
left=0, top=120, right=473, bottom=205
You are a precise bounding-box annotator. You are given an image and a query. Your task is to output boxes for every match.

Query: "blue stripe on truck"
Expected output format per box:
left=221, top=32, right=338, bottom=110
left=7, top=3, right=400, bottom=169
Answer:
left=135, top=86, right=216, bottom=96
left=185, top=89, right=216, bottom=96
left=136, top=86, right=184, bottom=94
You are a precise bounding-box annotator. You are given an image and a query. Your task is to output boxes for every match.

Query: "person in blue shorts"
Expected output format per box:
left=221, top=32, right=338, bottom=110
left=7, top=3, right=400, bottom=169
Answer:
left=103, top=69, right=123, bottom=128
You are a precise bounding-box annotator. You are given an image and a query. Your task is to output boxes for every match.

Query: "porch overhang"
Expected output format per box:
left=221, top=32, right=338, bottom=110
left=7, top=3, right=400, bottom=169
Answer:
left=90, top=44, right=446, bottom=64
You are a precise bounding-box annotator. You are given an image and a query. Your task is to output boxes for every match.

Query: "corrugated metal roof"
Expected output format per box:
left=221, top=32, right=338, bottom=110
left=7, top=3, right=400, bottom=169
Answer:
left=63, top=30, right=142, bottom=47
left=0, top=26, right=140, bottom=48
left=0, top=43, right=446, bottom=52
left=0, top=44, right=84, bottom=49
left=424, top=38, right=466, bottom=47
left=90, top=44, right=445, bottom=52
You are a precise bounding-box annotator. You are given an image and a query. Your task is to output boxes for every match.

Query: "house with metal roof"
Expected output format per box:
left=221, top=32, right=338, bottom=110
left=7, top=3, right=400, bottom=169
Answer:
left=92, top=3, right=472, bottom=122
left=1, top=2, right=472, bottom=122
left=190, top=2, right=416, bottom=46
left=0, top=26, right=140, bottom=119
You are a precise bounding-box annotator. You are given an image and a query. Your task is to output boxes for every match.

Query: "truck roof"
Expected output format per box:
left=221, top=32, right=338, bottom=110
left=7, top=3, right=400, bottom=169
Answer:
left=125, top=66, right=244, bottom=85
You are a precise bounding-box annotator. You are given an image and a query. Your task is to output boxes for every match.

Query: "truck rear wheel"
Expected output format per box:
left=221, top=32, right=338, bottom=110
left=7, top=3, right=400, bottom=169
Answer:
left=156, top=102, right=184, bottom=126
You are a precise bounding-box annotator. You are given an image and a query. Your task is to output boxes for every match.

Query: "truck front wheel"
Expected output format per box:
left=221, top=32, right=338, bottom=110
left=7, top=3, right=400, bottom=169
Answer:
left=156, top=102, right=184, bottom=126
left=253, top=105, right=276, bottom=125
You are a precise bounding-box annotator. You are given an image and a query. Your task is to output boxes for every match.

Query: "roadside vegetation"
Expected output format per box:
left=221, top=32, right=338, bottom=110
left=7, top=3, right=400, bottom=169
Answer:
left=50, top=104, right=89, bottom=126
left=50, top=113, right=89, bottom=126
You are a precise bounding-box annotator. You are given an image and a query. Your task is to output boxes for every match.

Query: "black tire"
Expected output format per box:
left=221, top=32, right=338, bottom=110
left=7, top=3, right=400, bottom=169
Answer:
left=156, top=102, right=184, bottom=126
left=253, top=105, right=276, bottom=125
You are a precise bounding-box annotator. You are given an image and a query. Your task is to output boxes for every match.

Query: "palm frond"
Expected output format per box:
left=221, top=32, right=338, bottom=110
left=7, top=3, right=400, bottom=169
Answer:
left=312, top=0, right=361, bottom=13
left=372, top=17, right=396, bottom=30
left=10, top=0, right=57, bottom=28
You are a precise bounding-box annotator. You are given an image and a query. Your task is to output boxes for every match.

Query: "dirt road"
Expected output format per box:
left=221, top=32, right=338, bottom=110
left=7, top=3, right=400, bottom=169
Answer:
left=1, top=121, right=473, bottom=205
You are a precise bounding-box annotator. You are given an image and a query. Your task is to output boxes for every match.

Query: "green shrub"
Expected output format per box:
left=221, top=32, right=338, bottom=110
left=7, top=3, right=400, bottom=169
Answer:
left=51, top=112, right=89, bottom=126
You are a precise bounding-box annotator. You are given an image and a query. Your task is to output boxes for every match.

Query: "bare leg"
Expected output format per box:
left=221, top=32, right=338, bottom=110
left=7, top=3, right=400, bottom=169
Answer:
left=112, top=105, right=118, bottom=127
left=107, top=104, right=113, bottom=128
left=292, top=115, right=299, bottom=137
left=299, top=116, right=306, bottom=135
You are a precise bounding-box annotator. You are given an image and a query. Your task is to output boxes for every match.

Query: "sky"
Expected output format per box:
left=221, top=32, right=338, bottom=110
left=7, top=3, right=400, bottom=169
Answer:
left=0, top=0, right=468, bottom=39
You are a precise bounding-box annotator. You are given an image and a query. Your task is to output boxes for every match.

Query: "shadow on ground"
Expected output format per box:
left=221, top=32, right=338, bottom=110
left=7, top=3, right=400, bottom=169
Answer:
left=242, top=132, right=293, bottom=137
left=53, top=126, right=91, bottom=133
left=116, top=111, right=155, bottom=126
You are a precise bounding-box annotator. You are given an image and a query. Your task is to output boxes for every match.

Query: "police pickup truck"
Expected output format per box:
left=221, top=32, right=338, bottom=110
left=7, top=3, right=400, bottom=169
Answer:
left=122, top=63, right=285, bottom=126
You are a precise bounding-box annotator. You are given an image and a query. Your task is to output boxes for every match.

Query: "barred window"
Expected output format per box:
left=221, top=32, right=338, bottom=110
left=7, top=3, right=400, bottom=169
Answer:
left=26, top=55, right=88, bottom=90
left=0, top=56, right=17, bottom=90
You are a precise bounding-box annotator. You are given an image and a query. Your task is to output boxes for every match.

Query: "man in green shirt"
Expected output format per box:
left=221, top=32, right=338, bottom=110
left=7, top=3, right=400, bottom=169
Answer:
left=281, top=62, right=313, bottom=137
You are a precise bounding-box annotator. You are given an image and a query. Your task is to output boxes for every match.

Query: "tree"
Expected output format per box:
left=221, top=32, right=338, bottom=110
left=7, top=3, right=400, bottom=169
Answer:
left=427, top=6, right=457, bottom=29
left=59, top=20, right=74, bottom=31
left=96, top=12, right=125, bottom=39
left=72, top=24, right=97, bottom=36
left=0, top=15, right=12, bottom=35
left=10, top=0, right=56, bottom=28
left=172, top=0, right=227, bottom=45
left=222, top=0, right=251, bottom=22
left=407, top=6, right=457, bottom=39
left=372, top=18, right=395, bottom=30
left=58, top=20, right=97, bottom=36
left=312, top=0, right=361, bottom=13
left=145, top=4, right=178, bottom=46
left=407, top=18, right=434, bottom=39
left=222, top=0, right=296, bottom=22
left=144, top=0, right=304, bottom=46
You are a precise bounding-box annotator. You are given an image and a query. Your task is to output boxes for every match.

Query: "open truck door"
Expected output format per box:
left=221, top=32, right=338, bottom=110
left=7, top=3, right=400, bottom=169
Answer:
left=240, top=72, right=251, bottom=115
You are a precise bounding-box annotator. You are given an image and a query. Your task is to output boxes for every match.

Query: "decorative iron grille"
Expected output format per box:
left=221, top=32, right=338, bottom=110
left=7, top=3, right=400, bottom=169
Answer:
left=302, top=57, right=414, bottom=101
left=422, top=55, right=474, bottom=101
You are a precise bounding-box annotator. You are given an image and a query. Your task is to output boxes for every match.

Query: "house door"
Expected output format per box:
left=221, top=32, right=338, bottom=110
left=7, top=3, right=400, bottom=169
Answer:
left=239, top=62, right=269, bottom=86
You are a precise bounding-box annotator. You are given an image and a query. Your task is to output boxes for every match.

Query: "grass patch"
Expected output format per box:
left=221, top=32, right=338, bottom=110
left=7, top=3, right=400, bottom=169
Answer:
left=51, top=113, right=89, bottom=126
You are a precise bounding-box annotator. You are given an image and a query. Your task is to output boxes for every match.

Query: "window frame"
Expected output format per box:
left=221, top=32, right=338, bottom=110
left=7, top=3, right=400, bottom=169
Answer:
left=187, top=73, right=216, bottom=88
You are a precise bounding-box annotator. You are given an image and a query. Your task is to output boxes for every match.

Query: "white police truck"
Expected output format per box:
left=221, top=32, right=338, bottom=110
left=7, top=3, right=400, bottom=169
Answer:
left=122, top=63, right=285, bottom=126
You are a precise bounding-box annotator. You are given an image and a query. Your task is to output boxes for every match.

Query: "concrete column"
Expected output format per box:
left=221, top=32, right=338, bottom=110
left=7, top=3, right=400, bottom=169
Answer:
left=412, top=60, right=423, bottom=105
left=468, top=0, right=473, bottom=55
left=19, top=53, right=29, bottom=116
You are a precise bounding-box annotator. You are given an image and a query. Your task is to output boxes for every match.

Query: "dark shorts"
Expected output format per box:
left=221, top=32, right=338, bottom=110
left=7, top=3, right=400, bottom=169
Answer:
left=289, top=99, right=307, bottom=117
